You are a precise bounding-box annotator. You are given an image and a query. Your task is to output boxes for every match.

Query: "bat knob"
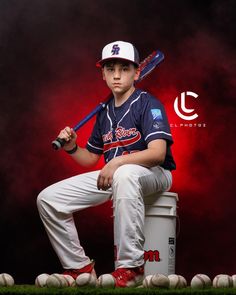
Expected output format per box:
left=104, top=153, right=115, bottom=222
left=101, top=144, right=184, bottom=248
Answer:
left=51, top=138, right=66, bottom=150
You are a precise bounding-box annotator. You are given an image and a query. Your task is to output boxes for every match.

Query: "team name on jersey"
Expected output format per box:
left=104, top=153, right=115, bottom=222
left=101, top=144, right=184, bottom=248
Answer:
left=102, top=127, right=138, bottom=142
left=102, top=126, right=141, bottom=153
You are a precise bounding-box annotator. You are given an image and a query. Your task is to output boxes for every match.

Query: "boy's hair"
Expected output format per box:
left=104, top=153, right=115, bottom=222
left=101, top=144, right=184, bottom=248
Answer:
left=102, top=59, right=139, bottom=69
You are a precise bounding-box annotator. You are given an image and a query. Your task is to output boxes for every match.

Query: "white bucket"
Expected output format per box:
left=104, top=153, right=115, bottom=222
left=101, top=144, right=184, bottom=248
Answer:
left=144, top=192, right=178, bottom=276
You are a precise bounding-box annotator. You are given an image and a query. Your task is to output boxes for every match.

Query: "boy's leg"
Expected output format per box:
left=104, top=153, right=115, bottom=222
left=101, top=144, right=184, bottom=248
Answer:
left=37, top=170, right=112, bottom=270
left=112, top=164, right=172, bottom=269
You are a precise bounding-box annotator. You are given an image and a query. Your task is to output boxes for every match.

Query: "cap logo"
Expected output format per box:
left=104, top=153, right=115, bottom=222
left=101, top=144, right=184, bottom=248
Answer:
left=111, top=44, right=120, bottom=55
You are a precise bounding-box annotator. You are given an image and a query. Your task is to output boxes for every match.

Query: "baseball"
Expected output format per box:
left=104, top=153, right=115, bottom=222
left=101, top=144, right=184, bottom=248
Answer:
left=46, top=273, right=68, bottom=288
left=151, top=274, right=169, bottom=288
left=142, top=275, right=153, bottom=288
left=168, top=274, right=187, bottom=288
left=97, top=274, right=115, bottom=288
left=178, top=275, right=187, bottom=287
left=35, top=273, right=49, bottom=287
left=76, top=273, right=97, bottom=287
left=231, top=275, right=236, bottom=287
left=213, top=274, right=233, bottom=288
left=63, top=275, right=75, bottom=287
left=0, top=273, right=14, bottom=286
left=191, top=274, right=211, bottom=288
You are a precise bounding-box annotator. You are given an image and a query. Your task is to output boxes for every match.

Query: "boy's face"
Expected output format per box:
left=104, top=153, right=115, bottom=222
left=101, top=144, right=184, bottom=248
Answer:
left=102, top=60, right=140, bottom=96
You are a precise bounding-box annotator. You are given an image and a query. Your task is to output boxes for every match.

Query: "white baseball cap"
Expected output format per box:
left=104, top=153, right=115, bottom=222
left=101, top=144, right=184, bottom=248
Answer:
left=96, top=41, right=140, bottom=67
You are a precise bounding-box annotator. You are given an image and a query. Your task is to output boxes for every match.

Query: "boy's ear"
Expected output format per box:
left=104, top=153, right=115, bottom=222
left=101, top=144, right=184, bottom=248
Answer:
left=102, top=68, right=106, bottom=80
left=134, top=67, right=141, bottom=81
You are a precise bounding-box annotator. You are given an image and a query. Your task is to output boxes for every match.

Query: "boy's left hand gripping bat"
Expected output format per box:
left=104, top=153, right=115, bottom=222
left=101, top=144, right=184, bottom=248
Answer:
left=52, top=50, right=164, bottom=150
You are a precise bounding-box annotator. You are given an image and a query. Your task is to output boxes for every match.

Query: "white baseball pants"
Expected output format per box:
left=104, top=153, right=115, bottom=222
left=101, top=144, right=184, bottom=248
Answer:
left=37, top=164, right=172, bottom=270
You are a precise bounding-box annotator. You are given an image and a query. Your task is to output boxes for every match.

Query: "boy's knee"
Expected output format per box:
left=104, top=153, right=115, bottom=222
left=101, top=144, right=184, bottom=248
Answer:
left=36, top=187, right=51, bottom=212
left=113, top=165, right=139, bottom=187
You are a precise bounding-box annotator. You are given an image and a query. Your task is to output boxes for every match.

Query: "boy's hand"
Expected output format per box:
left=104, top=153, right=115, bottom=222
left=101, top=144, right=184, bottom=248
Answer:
left=97, top=157, right=122, bottom=190
left=57, top=127, right=77, bottom=151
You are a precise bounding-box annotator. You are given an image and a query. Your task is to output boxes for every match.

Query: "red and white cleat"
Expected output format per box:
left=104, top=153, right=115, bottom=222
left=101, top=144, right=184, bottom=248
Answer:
left=63, top=260, right=96, bottom=280
left=111, top=265, right=144, bottom=288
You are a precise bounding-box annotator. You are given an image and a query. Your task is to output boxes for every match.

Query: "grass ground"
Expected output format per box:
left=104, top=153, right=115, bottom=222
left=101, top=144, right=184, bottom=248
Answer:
left=0, top=286, right=236, bottom=295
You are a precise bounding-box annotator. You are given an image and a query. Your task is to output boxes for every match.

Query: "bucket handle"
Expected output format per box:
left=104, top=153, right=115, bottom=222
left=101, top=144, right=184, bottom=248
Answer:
left=145, top=205, right=177, bottom=216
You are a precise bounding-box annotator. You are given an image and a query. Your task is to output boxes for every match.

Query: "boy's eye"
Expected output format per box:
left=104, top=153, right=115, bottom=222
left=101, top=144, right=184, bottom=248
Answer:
left=105, top=65, right=130, bottom=72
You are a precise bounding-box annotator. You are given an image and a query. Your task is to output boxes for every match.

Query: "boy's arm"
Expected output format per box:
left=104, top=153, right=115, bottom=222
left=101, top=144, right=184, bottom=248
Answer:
left=70, top=146, right=101, bottom=167
left=117, top=139, right=167, bottom=168
left=97, top=139, right=166, bottom=190
left=58, top=126, right=101, bottom=167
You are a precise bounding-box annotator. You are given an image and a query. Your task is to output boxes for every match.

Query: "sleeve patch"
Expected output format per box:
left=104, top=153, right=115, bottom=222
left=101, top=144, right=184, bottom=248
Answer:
left=151, top=109, right=163, bottom=120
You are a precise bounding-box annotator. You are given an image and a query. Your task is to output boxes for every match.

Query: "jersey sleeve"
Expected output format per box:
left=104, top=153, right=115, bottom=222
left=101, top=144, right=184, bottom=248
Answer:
left=141, top=95, right=173, bottom=145
left=86, top=114, right=104, bottom=154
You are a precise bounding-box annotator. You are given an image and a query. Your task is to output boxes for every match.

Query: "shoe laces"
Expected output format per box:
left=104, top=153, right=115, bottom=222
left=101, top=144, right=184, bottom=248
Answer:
left=112, top=268, right=138, bottom=281
left=63, top=260, right=95, bottom=278
left=63, top=269, right=79, bottom=277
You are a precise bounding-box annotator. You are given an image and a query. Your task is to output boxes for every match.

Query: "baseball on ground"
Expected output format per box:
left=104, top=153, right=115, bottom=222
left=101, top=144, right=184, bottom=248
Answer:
left=213, top=274, right=233, bottom=288
left=151, top=274, right=169, bottom=288
left=46, top=273, right=68, bottom=288
left=63, top=275, right=75, bottom=286
left=191, top=274, right=211, bottom=288
left=76, top=273, right=97, bottom=287
left=142, top=275, right=153, bottom=288
left=0, top=273, right=14, bottom=286
left=179, top=275, right=187, bottom=287
left=168, top=274, right=187, bottom=288
left=35, top=273, right=49, bottom=287
left=98, top=274, right=115, bottom=288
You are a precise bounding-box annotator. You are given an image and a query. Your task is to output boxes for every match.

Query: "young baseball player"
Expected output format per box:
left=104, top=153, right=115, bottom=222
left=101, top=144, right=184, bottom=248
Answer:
left=37, top=41, right=176, bottom=287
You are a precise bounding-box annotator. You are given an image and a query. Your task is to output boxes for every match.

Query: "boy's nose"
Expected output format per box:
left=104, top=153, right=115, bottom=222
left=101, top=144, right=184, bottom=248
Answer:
left=113, top=69, right=121, bottom=79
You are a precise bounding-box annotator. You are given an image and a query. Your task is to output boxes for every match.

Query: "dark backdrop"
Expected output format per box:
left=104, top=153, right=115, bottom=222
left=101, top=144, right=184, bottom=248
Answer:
left=0, top=0, right=235, bottom=284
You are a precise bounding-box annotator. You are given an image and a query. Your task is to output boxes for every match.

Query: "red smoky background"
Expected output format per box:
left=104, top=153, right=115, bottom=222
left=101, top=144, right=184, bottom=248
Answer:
left=0, top=0, right=235, bottom=284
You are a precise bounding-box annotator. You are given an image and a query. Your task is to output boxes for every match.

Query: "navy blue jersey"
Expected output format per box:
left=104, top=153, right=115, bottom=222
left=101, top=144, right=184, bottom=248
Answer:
left=86, top=89, right=176, bottom=171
